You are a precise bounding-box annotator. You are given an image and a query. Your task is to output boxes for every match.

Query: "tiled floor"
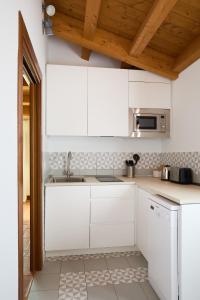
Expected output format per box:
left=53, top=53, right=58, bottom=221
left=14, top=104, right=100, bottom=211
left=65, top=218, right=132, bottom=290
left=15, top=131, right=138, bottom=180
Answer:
left=29, top=252, right=159, bottom=300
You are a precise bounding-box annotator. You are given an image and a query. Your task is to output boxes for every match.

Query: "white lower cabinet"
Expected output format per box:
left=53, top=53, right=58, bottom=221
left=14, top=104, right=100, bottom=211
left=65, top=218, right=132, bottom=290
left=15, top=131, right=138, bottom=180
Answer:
left=45, top=184, right=135, bottom=252
left=90, top=185, right=135, bottom=248
left=45, top=186, right=90, bottom=251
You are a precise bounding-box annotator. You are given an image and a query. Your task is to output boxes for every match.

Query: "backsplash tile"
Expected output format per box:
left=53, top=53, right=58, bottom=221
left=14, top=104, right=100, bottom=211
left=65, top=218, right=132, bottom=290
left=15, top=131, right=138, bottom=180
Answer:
left=47, top=151, right=161, bottom=174
left=96, top=152, right=114, bottom=170
left=71, top=152, right=96, bottom=170
left=47, top=151, right=200, bottom=183
left=113, top=152, right=132, bottom=170
left=161, top=152, right=200, bottom=176
left=137, top=152, right=161, bottom=170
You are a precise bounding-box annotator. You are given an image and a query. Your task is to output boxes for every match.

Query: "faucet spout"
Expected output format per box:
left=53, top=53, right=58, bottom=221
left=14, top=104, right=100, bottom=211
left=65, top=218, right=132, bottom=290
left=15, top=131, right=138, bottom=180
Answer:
left=64, top=151, right=73, bottom=178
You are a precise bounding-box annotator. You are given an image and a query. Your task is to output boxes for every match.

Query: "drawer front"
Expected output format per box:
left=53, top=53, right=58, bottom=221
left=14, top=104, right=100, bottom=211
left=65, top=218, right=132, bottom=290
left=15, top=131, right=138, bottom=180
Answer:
left=45, top=226, right=89, bottom=251
left=90, top=223, right=135, bottom=248
left=91, top=185, right=135, bottom=198
left=91, top=197, right=134, bottom=224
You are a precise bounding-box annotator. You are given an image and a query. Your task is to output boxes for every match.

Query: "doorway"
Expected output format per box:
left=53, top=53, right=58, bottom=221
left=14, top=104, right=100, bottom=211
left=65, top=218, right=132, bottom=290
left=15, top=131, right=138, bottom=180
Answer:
left=18, top=12, right=43, bottom=300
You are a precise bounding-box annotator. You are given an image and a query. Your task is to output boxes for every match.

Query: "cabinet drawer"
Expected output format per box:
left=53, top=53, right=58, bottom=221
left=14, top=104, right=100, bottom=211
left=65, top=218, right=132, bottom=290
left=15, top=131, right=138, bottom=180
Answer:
left=91, top=197, right=134, bottom=224
left=90, top=223, right=135, bottom=248
left=91, top=185, right=135, bottom=198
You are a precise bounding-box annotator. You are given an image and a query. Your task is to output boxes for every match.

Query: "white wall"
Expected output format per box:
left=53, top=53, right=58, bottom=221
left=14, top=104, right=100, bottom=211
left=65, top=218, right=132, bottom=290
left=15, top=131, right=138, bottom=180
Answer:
left=46, top=136, right=161, bottom=153
left=47, top=36, right=121, bottom=68
left=0, top=1, right=46, bottom=299
left=162, top=60, right=200, bottom=152
left=46, top=37, right=162, bottom=153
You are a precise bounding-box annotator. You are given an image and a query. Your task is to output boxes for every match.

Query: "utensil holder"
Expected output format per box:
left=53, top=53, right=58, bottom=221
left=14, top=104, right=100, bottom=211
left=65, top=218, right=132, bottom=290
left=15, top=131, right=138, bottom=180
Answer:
left=127, top=166, right=135, bottom=178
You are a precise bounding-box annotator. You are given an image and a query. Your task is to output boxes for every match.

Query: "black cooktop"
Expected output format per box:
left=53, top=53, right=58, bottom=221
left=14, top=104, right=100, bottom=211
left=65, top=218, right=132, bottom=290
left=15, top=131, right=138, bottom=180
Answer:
left=95, top=176, right=123, bottom=182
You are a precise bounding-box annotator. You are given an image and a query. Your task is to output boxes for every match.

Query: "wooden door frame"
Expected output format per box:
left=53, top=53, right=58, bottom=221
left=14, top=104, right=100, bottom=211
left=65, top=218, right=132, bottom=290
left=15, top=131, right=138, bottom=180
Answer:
left=18, top=12, right=43, bottom=300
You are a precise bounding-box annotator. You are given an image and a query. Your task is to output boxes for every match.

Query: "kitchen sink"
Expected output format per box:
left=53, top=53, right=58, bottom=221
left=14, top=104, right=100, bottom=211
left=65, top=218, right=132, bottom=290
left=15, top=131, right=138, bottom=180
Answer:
left=48, top=175, right=85, bottom=183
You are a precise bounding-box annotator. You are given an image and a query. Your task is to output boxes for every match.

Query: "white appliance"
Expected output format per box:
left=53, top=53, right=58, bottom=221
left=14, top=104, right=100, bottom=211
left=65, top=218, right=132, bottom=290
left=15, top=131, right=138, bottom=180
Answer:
left=148, top=194, right=179, bottom=300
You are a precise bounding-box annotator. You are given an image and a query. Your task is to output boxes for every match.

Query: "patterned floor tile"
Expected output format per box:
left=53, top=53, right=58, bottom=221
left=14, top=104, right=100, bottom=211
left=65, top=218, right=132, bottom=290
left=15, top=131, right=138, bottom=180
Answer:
left=85, top=270, right=112, bottom=287
left=46, top=251, right=142, bottom=263
left=109, top=267, right=148, bottom=284
left=59, top=273, right=87, bottom=300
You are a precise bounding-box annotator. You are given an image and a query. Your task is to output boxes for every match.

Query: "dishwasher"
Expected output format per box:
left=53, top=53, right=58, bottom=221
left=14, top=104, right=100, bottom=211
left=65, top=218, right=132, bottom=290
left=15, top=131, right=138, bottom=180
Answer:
left=148, top=194, right=179, bottom=300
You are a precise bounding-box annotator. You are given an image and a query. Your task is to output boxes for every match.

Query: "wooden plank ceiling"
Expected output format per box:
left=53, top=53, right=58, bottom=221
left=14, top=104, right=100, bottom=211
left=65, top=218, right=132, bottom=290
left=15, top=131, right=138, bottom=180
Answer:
left=45, top=0, right=200, bottom=79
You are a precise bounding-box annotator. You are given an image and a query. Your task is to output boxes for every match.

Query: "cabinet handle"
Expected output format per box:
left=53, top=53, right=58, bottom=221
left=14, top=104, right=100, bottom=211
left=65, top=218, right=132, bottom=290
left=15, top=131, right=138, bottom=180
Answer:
left=150, top=205, right=154, bottom=210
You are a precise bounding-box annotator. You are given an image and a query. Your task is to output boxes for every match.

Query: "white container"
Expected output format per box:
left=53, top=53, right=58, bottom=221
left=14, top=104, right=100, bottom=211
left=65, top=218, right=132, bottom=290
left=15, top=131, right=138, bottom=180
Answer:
left=153, top=170, right=161, bottom=178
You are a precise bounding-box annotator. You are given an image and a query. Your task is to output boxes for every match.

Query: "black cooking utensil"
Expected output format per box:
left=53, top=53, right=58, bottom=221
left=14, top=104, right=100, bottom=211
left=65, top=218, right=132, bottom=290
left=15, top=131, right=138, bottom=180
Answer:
left=133, top=154, right=140, bottom=166
left=126, top=160, right=134, bottom=166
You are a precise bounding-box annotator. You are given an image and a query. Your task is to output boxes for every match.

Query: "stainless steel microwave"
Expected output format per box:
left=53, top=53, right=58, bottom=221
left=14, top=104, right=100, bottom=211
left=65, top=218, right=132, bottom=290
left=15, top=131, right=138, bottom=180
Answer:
left=129, top=108, right=170, bottom=138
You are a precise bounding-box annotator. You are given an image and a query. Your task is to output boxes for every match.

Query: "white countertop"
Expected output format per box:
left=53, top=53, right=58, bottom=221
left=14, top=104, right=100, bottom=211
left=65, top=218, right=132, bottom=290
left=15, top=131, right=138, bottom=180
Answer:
left=45, top=176, right=200, bottom=205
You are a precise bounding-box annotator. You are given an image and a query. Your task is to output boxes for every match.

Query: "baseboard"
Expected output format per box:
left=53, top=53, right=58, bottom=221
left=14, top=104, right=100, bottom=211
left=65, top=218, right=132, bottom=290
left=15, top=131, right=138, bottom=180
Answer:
left=46, top=245, right=138, bottom=257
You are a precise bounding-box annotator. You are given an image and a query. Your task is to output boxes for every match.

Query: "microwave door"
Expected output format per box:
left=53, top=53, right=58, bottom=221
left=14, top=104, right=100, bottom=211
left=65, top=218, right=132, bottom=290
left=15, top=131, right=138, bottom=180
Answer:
left=135, top=115, right=158, bottom=131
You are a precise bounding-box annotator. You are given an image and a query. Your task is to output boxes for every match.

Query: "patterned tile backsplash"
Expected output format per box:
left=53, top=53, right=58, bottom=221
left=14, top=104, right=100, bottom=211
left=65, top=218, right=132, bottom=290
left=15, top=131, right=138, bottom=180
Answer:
left=47, top=151, right=200, bottom=183
left=161, top=152, right=200, bottom=183
left=48, top=152, right=161, bottom=172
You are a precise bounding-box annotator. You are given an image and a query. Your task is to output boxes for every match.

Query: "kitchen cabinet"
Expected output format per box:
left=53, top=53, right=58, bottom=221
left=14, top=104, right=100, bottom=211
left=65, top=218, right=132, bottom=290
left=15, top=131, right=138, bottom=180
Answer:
left=90, top=185, right=135, bottom=248
left=128, top=70, right=171, bottom=109
left=88, top=68, right=129, bottom=136
left=45, top=186, right=90, bottom=251
left=135, top=187, right=150, bottom=260
left=46, top=64, right=87, bottom=136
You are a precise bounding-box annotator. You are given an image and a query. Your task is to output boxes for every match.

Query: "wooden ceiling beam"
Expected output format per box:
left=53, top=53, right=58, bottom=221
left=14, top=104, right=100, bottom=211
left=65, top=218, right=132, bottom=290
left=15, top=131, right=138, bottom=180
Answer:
left=173, top=35, right=200, bottom=72
left=81, top=0, right=102, bottom=61
left=129, top=0, right=178, bottom=57
left=52, top=13, right=178, bottom=80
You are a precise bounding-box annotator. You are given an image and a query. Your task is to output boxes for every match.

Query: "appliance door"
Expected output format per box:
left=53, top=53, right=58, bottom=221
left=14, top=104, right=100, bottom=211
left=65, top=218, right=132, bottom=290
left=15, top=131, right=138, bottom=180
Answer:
left=135, top=114, right=158, bottom=131
left=148, top=199, right=178, bottom=300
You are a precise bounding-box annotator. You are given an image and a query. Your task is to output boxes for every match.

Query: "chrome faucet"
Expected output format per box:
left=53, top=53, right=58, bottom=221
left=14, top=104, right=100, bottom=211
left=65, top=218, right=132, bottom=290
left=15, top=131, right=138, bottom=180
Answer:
left=64, top=151, right=73, bottom=178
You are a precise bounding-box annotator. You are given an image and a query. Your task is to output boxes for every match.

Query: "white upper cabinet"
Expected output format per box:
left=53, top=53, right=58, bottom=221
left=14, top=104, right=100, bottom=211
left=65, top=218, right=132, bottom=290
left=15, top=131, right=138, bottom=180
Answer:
left=46, top=65, right=87, bottom=136
left=129, top=70, right=170, bottom=83
left=88, top=68, right=129, bottom=136
left=129, top=70, right=171, bottom=109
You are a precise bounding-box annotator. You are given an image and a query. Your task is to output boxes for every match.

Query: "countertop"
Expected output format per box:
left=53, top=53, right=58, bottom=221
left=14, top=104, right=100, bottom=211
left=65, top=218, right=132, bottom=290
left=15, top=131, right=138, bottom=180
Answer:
left=45, top=176, right=200, bottom=205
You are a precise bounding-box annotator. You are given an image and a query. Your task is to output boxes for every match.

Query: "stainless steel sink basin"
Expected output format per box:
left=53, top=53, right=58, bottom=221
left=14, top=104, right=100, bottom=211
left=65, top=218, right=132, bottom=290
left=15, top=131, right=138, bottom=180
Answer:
left=48, top=175, right=85, bottom=183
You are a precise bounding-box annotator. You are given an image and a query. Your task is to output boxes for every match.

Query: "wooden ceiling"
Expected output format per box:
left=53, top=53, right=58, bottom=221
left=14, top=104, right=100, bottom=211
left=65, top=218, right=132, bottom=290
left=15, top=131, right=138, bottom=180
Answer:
left=45, top=0, right=200, bottom=79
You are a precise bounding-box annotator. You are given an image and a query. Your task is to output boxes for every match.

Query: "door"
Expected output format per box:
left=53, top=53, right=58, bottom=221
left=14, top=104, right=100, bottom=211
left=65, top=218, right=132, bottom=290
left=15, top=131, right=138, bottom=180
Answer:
left=18, top=13, right=42, bottom=300
left=88, top=68, right=129, bottom=136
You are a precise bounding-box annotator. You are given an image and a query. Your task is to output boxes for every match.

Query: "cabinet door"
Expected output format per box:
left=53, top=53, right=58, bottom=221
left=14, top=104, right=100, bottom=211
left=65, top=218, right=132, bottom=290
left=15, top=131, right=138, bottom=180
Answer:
left=45, top=186, right=90, bottom=251
left=129, top=70, right=170, bottom=84
left=129, top=82, right=171, bottom=109
left=136, top=188, right=150, bottom=260
left=46, top=65, right=87, bottom=136
left=88, top=68, right=129, bottom=136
